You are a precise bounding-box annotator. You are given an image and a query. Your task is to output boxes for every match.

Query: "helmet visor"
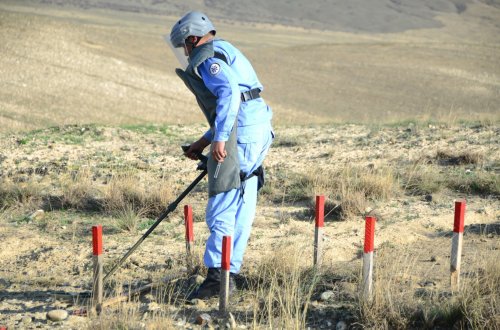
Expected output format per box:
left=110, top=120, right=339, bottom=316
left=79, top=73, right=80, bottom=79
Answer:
left=165, top=36, right=189, bottom=70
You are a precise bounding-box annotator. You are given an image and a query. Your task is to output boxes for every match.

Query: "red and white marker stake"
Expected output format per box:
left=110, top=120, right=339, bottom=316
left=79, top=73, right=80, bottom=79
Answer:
left=363, top=216, right=376, bottom=300
left=92, top=225, right=103, bottom=312
left=451, top=200, right=465, bottom=291
left=219, top=236, right=231, bottom=314
left=184, top=205, right=194, bottom=270
left=314, top=195, right=325, bottom=267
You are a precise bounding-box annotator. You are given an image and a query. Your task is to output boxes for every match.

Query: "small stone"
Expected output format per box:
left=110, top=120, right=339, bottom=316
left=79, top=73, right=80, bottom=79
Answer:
left=22, top=316, right=32, bottom=324
left=196, top=313, right=212, bottom=325
left=336, top=321, right=347, bottom=330
left=47, top=309, right=69, bottom=321
left=320, top=290, right=335, bottom=302
left=425, top=194, right=433, bottom=202
left=430, top=256, right=438, bottom=262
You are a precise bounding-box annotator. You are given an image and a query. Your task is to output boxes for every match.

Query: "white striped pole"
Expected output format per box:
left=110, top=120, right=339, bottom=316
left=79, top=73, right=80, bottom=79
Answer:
left=92, top=225, right=103, bottom=313
left=451, top=200, right=465, bottom=291
left=314, top=195, right=325, bottom=267
left=219, top=236, right=231, bottom=314
left=184, top=205, right=194, bottom=271
left=362, top=216, right=376, bottom=301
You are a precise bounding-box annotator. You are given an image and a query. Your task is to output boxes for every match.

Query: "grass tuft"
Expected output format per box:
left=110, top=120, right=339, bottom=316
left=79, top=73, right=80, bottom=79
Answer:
left=249, top=245, right=319, bottom=328
left=436, top=149, right=485, bottom=166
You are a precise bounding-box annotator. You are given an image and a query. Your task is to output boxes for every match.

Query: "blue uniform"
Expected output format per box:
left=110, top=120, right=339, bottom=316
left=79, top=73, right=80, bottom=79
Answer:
left=197, top=39, right=273, bottom=273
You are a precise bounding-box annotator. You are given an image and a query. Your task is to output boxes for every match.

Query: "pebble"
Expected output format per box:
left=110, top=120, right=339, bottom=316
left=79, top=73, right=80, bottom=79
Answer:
left=21, top=316, right=32, bottom=324
left=425, top=194, right=433, bottom=202
left=196, top=313, right=212, bottom=325
left=46, top=309, right=69, bottom=321
left=430, top=256, right=438, bottom=262
left=320, top=290, right=335, bottom=302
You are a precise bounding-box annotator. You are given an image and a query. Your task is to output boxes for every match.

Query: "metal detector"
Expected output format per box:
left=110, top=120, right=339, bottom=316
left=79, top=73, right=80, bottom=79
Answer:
left=102, top=146, right=208, bottom=282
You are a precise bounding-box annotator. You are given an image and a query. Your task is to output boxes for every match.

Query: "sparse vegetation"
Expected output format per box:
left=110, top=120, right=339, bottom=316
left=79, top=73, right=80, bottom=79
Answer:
left=250, top=245, right=319, bottom=328
left=0, top=0, right=499, bottom=327
left=1, top=125, right=498, bottom=329
left=357, top=245, right=500, bottom=329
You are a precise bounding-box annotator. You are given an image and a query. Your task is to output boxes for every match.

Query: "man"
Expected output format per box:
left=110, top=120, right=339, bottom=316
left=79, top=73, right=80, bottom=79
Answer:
left=167, top=11, right=274, bottom=299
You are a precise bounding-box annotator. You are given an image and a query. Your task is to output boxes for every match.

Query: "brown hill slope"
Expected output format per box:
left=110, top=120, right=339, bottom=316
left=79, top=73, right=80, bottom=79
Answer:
left=0, top=1, right=499, bottom=132
left=14, top=0, right=500, bottom=32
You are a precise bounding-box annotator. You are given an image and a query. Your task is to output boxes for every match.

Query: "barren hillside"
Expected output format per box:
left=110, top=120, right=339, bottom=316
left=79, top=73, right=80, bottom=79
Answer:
left=13, top=0, right=500, bottom=32
left=0, top=1, right=499, bottom=132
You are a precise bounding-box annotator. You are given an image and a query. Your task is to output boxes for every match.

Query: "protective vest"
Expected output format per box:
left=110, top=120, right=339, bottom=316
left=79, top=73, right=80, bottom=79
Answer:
left=175, top=41, right=241, bottom=197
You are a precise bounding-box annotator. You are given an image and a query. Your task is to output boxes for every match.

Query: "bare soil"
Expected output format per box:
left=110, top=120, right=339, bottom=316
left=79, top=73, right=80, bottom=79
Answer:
left=0, top=123, right=498, bottom=328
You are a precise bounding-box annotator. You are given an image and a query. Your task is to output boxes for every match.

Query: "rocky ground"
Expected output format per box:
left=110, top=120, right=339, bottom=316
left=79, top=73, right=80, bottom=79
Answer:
left=0, top=123, right=499, bottom=329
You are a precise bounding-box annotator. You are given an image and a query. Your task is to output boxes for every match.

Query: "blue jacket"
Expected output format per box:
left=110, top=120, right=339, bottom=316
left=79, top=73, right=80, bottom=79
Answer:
left=199, top=40, right=273, bottom=144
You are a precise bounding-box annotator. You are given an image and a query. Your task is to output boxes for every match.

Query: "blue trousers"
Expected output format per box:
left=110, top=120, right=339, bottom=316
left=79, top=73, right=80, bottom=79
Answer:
left=203, top=128, right=272, bottom=273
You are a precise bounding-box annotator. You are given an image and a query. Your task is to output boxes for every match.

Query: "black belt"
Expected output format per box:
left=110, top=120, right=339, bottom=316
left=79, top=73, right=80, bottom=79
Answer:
left=241, top=88, right=261, bottom=102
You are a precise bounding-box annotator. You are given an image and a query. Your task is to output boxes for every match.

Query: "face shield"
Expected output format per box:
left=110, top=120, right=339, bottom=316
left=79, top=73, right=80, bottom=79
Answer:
left=165, top=36, right=189, bottom=70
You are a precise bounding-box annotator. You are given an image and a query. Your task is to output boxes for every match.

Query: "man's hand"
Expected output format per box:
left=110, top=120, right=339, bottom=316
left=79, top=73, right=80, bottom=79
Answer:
left=184, top=137, right=210, bottom=160
left=212, top=141, right=227, bottom=163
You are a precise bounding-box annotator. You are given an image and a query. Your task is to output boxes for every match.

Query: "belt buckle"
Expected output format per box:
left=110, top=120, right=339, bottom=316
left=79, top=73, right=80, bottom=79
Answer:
left=241, top=91, right=250, bottom=102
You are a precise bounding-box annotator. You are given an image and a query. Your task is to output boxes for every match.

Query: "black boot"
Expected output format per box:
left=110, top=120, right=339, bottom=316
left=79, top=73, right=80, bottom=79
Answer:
left=188, top=268, right=221, bottom=300
left=229, top=273, right=237, bottom=293
left=188, top=268, right=237, bottom=300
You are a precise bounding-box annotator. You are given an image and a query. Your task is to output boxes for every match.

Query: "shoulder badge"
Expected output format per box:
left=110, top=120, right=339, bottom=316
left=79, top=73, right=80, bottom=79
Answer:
left=209, top=63, right=221, bottom=76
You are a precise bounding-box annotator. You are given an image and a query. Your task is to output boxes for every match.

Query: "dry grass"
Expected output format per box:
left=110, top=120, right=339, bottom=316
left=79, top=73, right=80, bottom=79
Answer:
left=0, top=178, right=43, bottom=210
left=401, top=163, right=443, bottom=195
left=61, top=167, right=100, bottom=210
left=459, top=259, right=500, bottom=329
left=436, top=149, right=485, bottom=166
left=445, top=170, right=500, bottom=196
left=264, top=164, right=398, bottom=219
left=357, top=244, right=500, bottom=329
left=0, top=164, right=180, bottom=232
left=249, top=245, right=319, bottom=329
left=0, top=123, right=498, bottom=328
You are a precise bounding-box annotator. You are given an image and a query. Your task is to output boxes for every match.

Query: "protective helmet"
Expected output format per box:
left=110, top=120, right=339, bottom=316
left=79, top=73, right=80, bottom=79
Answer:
left=169, top=11, right=216, bottom=48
